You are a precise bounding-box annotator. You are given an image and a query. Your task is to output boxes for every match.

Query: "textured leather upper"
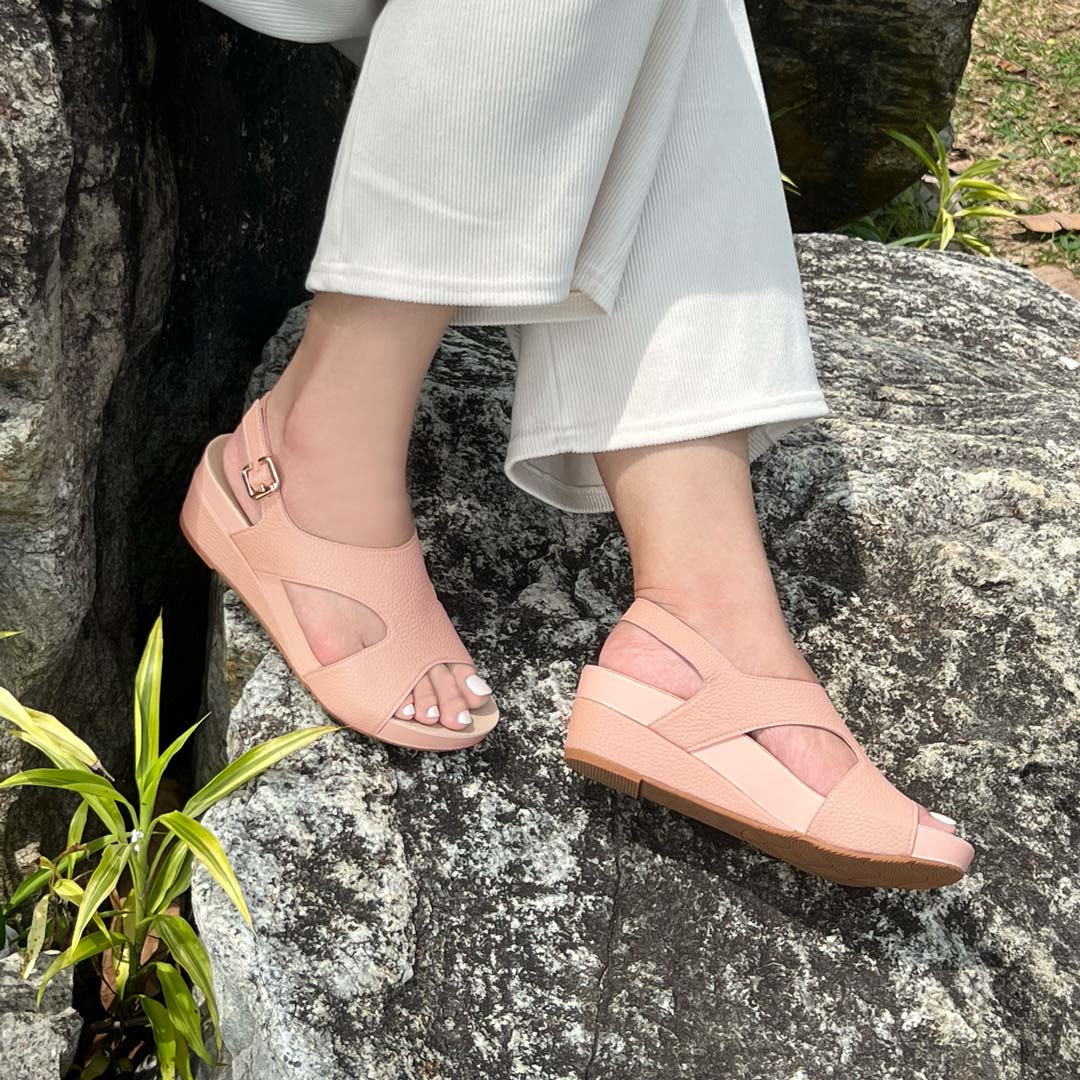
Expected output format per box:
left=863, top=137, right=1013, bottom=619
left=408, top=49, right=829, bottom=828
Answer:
left=618, top=599, right=920, bottom=855
left=232, top=396, right=471, bottom=734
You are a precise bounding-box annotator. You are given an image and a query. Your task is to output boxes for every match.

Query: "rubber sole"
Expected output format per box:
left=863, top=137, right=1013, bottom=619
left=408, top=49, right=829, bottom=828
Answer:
left=179, top=443, right=498, bottom=752
left=563, top=750, right=965, bottom=891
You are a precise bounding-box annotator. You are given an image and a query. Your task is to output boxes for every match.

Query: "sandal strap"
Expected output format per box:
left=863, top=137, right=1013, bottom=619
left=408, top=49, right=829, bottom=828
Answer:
left=621, top=599, right=857, bottom=751
left=230, top=395, right=470, bottom=734
left=239, top=395, right=280, bottom=501
left=806, top=758, right=919, bottom=856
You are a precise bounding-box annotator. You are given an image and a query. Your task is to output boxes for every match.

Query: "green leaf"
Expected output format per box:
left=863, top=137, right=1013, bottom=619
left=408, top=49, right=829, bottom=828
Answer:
left=134, top=614, right=164, bottom=793
left=0, top=693, right=104, bottom=774
left=883, top=127, right=938, bottom=176
left=19, top=894, right=50, bottom=979
left=184, top=725, right=337, bottom=819
left=6, top=836, right=111, bottom=912
left=155, top=961, right=212, bottom=1064
left=36, top=931, right=118, bottom=1005
left=0, top=768, right=128, bottom=805
left=157, top=812, right=251, bottom=926
left=80, top=1048, right=111, bottom=1080
left=940, top=214, right=957, bottom=250
left=70, top=843, right=130, bottom=952
left=146, top=840, right=191, bottom=916
left=145, top=718, right=204, bottom=805
left=51, top=878, right=85, bottom=904
left=0, top=768, right=130, bottom=837
left=154, top=915, right=220, bottom=1046
left=67, top=800, right=90, bottom=849
left=140, top=996, right=178, bottom=1080
left=953, top=205, right=1020, bottom=220
left=176, top=1032, right=194, bottom=1080
left=0, top=768, right=128, bottom=838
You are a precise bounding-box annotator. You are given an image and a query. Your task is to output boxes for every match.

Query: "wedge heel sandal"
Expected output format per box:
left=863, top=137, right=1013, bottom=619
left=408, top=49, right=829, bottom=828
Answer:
left=180, top=395, right=498, bottom=752
left=564, top=600, right=973, bottom=890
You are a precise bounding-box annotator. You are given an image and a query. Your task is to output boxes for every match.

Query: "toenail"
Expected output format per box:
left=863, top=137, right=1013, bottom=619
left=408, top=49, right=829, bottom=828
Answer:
left=401, top=703, right=415, bottom=717
left=465, top=675, right=492, bottom=696
left=929, top=811, right=957, bottom=826
left=426, top=705, right=440, bottom=719
left=456, top=710, right=472, bottom=727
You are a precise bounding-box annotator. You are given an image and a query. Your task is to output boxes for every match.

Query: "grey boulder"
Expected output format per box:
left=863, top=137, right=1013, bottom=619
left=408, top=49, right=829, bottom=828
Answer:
left=191, top=232, right=1080, bottom=1079
left=0, top=952, right=81, bottom=1080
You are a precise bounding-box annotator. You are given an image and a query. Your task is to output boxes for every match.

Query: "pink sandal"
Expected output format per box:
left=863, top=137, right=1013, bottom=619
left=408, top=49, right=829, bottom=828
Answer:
left=180, top=395, right=499, bottom=751
left=565, top=599, right=973, bottom=889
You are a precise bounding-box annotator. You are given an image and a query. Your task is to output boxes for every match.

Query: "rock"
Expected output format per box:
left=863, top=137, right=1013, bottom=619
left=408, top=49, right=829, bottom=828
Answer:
left=746, top=0, right=981, bottom=228
left=0, top=0, right=352, bottom=890
left=0, top=951, right=82, bottom=1080
left=191, top=234, right=1080, bottom=1079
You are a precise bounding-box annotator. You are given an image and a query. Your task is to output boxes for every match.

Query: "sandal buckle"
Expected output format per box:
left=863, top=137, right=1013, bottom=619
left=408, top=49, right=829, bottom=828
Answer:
left=241, top=455, right=280, bottom=500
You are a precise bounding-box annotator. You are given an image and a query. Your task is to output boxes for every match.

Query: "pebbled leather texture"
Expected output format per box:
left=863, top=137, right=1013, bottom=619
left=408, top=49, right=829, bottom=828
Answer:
left=229, top=395, right=472, bottom=734
left=623, top=598, right=857, bottom=752
left=580, top=598, right=925, bottom=858
left=805, top=757, right=918, bottom=856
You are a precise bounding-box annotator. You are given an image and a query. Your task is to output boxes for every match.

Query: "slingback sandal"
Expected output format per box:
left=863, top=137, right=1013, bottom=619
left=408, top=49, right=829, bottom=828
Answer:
left=179, top=394, right=499, bottom=751
left=564, top=599, right=973, bottom=889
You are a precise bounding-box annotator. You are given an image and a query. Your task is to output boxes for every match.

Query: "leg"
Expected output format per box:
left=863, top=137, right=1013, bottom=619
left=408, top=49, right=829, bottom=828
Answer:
left=594, top=432, right=955, bottom=833
left=220, top=291, right=493, bottom=730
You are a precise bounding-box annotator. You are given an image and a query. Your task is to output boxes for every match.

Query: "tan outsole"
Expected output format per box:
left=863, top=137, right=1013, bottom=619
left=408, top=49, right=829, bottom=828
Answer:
left=565, top=747, right=963, bottom=890
left=179, top=508, right=498, bottom=752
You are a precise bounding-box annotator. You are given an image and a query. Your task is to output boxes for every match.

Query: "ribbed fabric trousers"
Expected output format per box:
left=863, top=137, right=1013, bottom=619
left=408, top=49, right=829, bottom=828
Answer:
left=201, top=0, right=829, bottom=512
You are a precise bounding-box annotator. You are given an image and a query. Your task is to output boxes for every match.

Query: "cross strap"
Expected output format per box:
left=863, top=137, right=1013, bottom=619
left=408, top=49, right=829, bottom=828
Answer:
left=619, top=599, right=859, bottom=753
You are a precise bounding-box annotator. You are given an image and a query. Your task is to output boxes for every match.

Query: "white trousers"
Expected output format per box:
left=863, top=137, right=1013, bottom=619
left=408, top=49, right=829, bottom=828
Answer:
left=201, top=0, right=829, bottom=512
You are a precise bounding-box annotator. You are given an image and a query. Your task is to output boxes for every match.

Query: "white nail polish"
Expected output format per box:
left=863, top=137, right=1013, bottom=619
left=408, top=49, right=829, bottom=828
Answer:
left=930, top=811, right=957, bottom=826
left=457, top=710, right=472, bottom=727
left=426, top=705, right=440, bottom=719
left=465, top=675, right=492, bottom=696
left=401, top=703, right=415, bottom=718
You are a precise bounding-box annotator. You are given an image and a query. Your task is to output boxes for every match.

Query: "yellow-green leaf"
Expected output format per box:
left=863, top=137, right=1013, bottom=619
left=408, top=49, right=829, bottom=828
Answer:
left=157, top=812, right=251, bottom=926
left=20, top=894, right=50, bottom=979
left=134, top=614, right=164, bottom=791
left=52, top=878, right=85, bottom=905
left=146, top=840, right=191, bottom=916
left=36, top=931, right=118, bottom=1005
left=183, top=725, right=337, bottom=819
left=154, top=915, right=220, bottom=1046
left=70, top=844, right=129, bottom=952
left=155, top=961, right=212, bottom=1065
left=141, top=996, right=178, bottom=1080
left=67, top=800, right=90, bottom=849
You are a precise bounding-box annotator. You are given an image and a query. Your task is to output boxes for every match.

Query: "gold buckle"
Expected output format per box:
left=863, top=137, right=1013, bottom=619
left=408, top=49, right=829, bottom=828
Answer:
left=241, top=455, right=280, bottom=500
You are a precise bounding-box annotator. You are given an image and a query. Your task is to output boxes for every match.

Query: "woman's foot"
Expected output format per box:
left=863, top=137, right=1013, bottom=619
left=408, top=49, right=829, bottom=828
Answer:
left=596, top=602, right=957, bottom=833
left=219, top=294, right=493, bottom=733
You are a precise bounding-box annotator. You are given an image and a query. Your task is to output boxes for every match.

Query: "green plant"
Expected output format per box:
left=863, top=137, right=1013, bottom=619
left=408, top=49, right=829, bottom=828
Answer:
left=0, top=615, right=335, bottom=1079
left=881, top=121, right=1026, bottom=255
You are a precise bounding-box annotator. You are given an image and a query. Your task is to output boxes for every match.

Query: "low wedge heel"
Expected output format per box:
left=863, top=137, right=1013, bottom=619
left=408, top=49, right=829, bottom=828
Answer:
left=564, top=600, right=974, bottom=890
left=180, top=395, right=498, bottom=752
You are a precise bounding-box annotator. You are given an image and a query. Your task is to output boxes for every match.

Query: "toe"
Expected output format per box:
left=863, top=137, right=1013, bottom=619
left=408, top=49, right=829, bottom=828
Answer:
left=918, top=805, right=957, bottom=833
left=395, top=692, right=417, bottom=721
left=413, top=675, right=440, bottom=725
left=429, top=664, right=473, bottom=731
left=451, top=664, right=493, bottom=710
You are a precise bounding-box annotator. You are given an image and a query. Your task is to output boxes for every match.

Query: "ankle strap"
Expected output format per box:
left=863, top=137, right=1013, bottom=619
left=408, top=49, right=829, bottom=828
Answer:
left=240, top=395, right=280, bottom=501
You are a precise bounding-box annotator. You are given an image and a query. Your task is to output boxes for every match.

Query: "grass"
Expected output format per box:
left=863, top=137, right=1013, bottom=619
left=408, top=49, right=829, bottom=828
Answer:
left=951, top=0, right=1080, bottom=275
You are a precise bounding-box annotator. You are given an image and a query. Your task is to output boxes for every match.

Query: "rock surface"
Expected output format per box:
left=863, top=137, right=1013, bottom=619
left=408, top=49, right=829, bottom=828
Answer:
left=747, top=0, right=981, bottom=228
left=0, top=0, right=352, bottom=889
left=0, top=951, right=81, bottom=1080
left=192, top=234, right=1080, bottom=1079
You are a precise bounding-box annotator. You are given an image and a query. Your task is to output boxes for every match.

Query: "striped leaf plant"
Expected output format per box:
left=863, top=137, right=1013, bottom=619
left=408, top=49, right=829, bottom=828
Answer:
left=0, top=615, right=335, bottom=1079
